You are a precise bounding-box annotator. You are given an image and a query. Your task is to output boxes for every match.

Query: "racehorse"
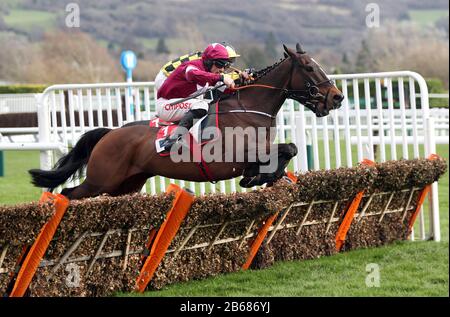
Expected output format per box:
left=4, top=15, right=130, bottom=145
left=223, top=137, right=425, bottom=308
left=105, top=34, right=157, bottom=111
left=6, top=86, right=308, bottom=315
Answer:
left=29, top=44, right=344, bottom=199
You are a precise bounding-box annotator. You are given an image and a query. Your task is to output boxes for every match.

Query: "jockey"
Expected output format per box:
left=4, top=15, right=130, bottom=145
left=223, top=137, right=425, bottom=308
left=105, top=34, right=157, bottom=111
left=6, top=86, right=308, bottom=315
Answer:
left=154, top=43, right=241, bottom=91
left=156, top=43, right=240, bottom=151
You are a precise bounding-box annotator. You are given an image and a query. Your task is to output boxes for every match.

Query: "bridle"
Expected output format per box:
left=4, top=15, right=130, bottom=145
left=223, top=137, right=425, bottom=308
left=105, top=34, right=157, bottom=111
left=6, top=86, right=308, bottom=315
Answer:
left=284, top=55, right=335, bottom=113
left=231, top=56, right=335, bottom=114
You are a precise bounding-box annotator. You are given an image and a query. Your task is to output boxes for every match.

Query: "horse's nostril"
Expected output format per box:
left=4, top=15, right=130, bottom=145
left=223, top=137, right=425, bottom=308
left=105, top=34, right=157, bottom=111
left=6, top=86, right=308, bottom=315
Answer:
left=334, top=94, right=344, bottom=102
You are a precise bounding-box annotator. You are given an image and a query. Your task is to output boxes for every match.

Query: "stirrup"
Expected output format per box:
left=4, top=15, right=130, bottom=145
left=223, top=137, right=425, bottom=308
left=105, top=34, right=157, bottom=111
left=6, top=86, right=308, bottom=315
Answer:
left=161, top=138, right=177, bottom=150
left=158, top=135, right=182, bottom=153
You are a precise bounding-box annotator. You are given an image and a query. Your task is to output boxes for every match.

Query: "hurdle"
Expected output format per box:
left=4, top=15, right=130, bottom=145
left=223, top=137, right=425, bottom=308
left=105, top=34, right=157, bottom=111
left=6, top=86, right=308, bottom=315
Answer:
left=0, top=156, right=446, bottom=296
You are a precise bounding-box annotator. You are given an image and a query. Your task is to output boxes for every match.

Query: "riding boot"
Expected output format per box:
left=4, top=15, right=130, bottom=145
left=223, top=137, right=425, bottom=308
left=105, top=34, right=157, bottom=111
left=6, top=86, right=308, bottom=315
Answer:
left=160, top=109, right=207, bottom=151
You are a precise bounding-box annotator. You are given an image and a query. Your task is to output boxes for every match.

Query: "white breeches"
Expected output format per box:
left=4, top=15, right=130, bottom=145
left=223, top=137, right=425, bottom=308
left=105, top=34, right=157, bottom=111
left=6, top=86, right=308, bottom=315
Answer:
left=156, top=97, right=209, bottom=122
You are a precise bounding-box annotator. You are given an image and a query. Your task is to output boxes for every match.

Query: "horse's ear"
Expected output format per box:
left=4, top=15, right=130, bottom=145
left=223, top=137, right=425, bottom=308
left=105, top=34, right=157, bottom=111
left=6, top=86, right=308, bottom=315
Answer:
left=296, top=43, right=306, bottom=54
left=283, top=52, right=288, bottom=58
left=283, top=44, right=295, bottom=58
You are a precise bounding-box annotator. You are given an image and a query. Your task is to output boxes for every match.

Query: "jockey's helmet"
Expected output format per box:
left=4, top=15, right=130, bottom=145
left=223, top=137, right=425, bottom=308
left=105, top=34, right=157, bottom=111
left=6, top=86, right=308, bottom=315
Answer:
left=224, top=43, right=240, bottom=63
left=202, top=43, right=230, bottom=60
left=202, top=43, right=231, bottom=71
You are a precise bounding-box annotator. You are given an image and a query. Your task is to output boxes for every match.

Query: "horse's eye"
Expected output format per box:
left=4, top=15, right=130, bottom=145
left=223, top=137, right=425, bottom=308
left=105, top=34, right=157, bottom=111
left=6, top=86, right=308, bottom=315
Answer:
left=306, top=66, right=314, bottom=72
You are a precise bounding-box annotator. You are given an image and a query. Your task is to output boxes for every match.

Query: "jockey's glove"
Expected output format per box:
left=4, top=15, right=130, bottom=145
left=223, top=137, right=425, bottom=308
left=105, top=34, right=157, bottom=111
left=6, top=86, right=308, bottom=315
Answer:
left=221, top=74, right=235, bottom=89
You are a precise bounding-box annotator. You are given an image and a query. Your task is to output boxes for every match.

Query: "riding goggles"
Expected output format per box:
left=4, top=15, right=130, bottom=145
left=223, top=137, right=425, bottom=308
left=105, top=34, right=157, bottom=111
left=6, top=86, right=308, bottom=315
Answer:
left=213, top=59, right=231, bottom=68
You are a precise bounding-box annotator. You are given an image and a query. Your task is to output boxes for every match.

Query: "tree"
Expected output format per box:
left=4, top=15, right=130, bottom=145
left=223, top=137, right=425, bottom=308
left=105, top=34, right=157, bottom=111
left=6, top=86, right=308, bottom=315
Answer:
left=107, top=42, right=115, bottom=51
left=356, top=22, right=449, bottom=88
left=156, top=37, right=170, bottom=54
left=238, top=43, right=271, bottom=70
left=354, top=40, right=373, bottom=72
left=0, top=16, right=7, bottom=31
left=264, top=32, right=278, bottom=60
left=119, top=36, right=145, bottom=58
left=174, top=22, right=205, bottom=53
left=25, top=31, right=122, bottom=84
left=0, top=35, right=31, bottom=82
left=342, top=52, right=349, bottom=64
left=435, top=16, right=449, bottom=38
left=341, top=52, right=352, bottom=72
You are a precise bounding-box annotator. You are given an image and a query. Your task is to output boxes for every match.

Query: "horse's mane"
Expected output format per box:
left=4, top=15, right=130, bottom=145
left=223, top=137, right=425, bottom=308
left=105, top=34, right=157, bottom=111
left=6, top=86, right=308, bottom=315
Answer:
left=249, top=56, right=288, bottom=84
left=216, top=57, right=288, bottom=103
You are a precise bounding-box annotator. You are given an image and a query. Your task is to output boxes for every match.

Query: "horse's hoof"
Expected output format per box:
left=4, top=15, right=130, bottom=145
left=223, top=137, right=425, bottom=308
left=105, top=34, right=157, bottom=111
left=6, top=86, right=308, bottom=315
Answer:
left=240, top=175, right=263, bottom=188
left=239, top=176, right=254, bottom=188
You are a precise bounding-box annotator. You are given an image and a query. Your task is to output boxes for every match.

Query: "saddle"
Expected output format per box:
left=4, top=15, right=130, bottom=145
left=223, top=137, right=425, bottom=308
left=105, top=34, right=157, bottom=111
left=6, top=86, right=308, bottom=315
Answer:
left=151, top=102, right=220, bottom=156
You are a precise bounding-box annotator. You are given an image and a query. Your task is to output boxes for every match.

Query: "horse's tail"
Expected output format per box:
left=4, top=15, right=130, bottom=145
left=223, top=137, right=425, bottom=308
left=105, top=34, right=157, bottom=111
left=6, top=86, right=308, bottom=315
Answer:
left=29, top=128, right=112, bottom=190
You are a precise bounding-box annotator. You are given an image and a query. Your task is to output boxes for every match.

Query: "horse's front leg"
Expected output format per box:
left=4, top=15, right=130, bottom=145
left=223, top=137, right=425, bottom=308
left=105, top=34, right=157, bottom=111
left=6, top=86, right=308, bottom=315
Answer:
left=272, top=142, right=298, bottom=179
left=240, top=142, right=298, bottom=188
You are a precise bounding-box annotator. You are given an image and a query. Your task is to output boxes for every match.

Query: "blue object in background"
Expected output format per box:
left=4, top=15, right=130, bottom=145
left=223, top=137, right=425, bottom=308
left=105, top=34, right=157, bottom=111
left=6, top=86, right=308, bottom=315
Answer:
left=120, top=50, right=137, bottom=78
left=120, top=50, right=138, bottom=119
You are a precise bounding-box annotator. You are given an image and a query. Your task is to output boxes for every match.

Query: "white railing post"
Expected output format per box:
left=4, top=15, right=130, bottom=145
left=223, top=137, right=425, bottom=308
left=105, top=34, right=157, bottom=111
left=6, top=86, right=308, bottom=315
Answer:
left=295, top=113, right=308, bottom=173
left=415, top=72, right=441, bottom=242
left=425, top=116, right=441, bottom=242
left=36, top=93, right=52, bottom=172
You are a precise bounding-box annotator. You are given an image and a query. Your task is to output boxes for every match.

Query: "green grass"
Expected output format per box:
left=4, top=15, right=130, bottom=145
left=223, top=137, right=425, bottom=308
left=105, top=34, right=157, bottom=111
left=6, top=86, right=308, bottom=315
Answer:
left=408, top=10, right=449, bottom=26
left=3, top=9, right=57, bottom=32
left=127, top=240, right=448, bottom=297
left=137, top=37, right=158, bottom=50
left=0, top=145, right=448, bottom=296
left=0, top=150, right=41, bottom=205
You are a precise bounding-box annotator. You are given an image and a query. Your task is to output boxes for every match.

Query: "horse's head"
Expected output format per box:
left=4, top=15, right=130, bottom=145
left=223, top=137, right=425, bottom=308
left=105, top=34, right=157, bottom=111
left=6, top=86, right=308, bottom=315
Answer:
left=283, top=43, right=344, bottom=117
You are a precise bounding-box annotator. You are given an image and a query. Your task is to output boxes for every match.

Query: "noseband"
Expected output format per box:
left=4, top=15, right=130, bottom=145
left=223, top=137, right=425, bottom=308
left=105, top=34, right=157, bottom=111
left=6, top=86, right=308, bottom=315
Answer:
left=284, top=58, right=334, bottom=112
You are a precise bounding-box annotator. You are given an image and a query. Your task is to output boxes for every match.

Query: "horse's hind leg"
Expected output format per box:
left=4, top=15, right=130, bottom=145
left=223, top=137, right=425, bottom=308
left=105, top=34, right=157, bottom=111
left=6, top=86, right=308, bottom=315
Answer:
left=60, top=181, right=104, bottom=200
left=60, top=172, right=152, bottom=199
left=60, top=187, right=75, bottom=197
left=111, top=173, right=153, bottom=196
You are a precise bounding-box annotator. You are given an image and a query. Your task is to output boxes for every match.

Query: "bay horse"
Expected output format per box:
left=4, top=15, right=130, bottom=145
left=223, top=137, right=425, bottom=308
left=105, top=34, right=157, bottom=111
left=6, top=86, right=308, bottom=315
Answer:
left=29, top=44, right=344, bottom=199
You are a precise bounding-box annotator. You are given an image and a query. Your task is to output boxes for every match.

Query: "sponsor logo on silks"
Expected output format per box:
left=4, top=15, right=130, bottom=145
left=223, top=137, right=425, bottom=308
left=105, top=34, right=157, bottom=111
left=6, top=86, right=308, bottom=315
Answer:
left=164, top=102, right=192, bottom=111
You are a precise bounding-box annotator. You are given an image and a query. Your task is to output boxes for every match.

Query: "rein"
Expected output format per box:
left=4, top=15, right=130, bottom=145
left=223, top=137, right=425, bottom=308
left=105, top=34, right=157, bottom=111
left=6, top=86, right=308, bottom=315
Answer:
left=210, top=109, right=276, bottom=119
left=232, top=84, right=288, bottom=93
left=211, top=55, right=334, bottom=118
left=229, top=77, right=332, bottom=114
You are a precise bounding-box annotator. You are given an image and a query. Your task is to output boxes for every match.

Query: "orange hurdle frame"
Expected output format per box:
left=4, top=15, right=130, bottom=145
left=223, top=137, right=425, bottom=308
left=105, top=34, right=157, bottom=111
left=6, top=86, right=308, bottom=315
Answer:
left=335, top=159, right=375, bottom=252
left=407, top=154, right=440, bottom=238
left=135, top=184, right=195, bottom=293
left=9, top=192, right=69, bottom=297
left=242, top=172, right=298, bottom=270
